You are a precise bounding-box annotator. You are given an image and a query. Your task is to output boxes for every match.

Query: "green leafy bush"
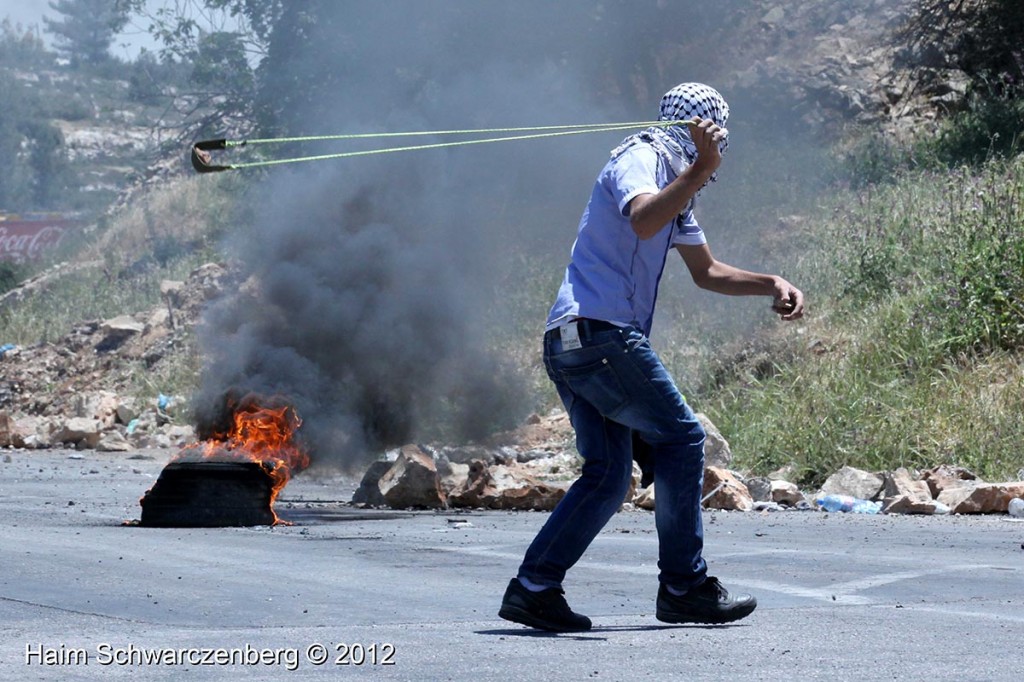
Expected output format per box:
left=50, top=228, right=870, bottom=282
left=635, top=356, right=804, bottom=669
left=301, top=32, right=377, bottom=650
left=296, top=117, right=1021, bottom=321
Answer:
left=920, top=92, right=1024, bottom=168
left=838, top=160, right=1024, bottom=354
left=836, top=93, right=1023, bottom=185
left=899, top=0, right=1024, bottom=92
left=127, top=49, right=189, bottom=104
left=0, top=261, right=27, bottom=296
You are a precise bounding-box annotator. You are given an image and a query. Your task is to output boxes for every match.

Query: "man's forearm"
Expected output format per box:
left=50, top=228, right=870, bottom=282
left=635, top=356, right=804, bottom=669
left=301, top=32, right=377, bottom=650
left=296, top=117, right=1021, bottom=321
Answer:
left=629, top=162, right=715, bottom=240
left=696, top=261, right=779, bottom=296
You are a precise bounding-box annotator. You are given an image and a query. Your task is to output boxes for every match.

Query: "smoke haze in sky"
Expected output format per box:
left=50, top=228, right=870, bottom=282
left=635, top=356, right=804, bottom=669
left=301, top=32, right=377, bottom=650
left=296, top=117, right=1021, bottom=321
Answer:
left=189, top=1, right=824, bottom=469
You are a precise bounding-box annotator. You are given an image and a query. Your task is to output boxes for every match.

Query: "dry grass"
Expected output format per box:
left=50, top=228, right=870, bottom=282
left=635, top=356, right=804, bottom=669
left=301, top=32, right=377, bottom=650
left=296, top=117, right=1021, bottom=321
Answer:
left=82, top=173, right=238, bottom=269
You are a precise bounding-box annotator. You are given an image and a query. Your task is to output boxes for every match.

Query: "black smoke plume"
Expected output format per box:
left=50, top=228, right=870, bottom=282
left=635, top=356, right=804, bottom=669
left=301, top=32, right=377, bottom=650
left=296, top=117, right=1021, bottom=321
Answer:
left=190, top=1, right=827, bottom=468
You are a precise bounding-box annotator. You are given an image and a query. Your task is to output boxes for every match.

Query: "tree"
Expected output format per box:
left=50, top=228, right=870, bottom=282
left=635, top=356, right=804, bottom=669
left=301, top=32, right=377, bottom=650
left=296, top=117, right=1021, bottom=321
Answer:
left=0, top=18, right=51, bottom=69
left=43, top=0, right=130, bottom=67
left=0, top=74, right=72, bottom=211
left=0, top=74, right=32, bottom=209
left=123, top=0, right=753, bottom=141
left=120, top=0, right=278, bottom=139
left=895, top=0, right=1024, bottom=164
left=22, top=120, right=71, bottom=209
left=899, top=0, right=1024, bottom=95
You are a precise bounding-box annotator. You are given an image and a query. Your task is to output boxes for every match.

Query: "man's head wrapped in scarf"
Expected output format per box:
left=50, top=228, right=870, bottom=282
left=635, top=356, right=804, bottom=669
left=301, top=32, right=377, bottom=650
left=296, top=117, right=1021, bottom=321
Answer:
left=612, top=82, right=730, bottom=189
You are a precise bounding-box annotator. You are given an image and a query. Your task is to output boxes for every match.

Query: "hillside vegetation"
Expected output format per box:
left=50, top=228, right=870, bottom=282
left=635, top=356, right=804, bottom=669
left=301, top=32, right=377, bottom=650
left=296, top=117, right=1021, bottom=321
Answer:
left=1, top=0, right=1021, bottom=483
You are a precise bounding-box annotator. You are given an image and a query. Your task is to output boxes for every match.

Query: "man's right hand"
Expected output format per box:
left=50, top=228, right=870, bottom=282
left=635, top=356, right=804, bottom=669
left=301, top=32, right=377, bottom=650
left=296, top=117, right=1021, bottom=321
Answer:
left=688, top=116, right=726, bottom=175
left=628, top=117, right=728, bottom=240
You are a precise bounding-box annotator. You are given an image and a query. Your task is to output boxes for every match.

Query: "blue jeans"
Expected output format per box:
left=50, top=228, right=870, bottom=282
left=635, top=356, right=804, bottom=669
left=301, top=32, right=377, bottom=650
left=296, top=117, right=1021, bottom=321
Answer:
left=517, top=319, right=708, bottom=591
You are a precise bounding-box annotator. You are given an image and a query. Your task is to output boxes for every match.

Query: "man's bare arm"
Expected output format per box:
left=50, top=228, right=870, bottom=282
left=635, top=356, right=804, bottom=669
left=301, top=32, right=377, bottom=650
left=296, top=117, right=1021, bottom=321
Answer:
left=677, top=243, right=805, bottom=320
left=628, top=118, right=725, bottom=240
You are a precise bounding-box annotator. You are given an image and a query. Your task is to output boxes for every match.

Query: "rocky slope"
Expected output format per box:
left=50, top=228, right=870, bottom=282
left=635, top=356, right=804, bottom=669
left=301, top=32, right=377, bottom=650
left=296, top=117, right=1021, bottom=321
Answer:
left=718, top=0, right=967, bottom=137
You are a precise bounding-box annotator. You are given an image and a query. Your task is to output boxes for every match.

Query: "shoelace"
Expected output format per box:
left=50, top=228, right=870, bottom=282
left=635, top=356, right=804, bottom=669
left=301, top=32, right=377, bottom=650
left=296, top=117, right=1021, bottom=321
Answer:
left=538, top=588, right=574, bottom=614
left=701, top=577, right=728, bottom=599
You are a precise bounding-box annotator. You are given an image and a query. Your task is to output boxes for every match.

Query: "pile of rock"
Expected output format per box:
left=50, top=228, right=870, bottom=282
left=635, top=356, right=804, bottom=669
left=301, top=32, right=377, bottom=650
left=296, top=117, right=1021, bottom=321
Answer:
left=349, top=411, right=739, bottom=512
left=671, top=463, right=1024, bottom=516
left=349, top=412, right=1024, bottom=517
left=352, top=444, right=568, bottom=512
left=350, top=409, right=580, bottom=512
left=0, top=388, right=195, bottom=451
left=0, top=262, right=228, bottom=449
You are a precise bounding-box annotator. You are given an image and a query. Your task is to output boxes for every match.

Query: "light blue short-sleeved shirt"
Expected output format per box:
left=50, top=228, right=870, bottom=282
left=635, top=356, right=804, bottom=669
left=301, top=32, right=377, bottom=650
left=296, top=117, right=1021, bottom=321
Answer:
left=546, top=143, right=706, bottom=336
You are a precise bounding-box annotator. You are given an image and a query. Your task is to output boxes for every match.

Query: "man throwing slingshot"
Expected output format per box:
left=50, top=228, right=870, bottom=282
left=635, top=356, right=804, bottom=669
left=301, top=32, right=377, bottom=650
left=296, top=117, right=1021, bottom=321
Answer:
left=499, top=82, right=805, bottom=632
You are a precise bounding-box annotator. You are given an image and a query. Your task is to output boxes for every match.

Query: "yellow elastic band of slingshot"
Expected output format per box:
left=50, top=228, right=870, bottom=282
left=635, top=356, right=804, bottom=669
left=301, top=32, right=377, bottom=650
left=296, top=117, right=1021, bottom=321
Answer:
left=199, top=120, right=695, bottom=171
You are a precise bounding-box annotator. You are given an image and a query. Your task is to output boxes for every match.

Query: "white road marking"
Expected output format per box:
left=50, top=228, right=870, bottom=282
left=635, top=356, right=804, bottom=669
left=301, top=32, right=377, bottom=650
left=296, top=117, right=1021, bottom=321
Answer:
left=826, top=565, right=990, bottom=594
left=442, top=545, right=1010, bottom=608
left=441, top=545, right=872, bottom=604
left=892, top=605, right=1024, bottom=625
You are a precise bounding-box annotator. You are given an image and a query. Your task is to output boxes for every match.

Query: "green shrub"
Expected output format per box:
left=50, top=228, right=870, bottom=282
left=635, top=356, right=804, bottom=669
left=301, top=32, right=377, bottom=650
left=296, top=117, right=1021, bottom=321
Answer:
left=0, top=261, right=27, bottom=296
left=835, top=90, right=1023, bottom=185
left=127, top=50, right=188, bottom=104
left=920, top=92, right=1024, bottom=168
left=48, top=94, right=94, bottom=122
left=834, top=158, right=1024, bottom=354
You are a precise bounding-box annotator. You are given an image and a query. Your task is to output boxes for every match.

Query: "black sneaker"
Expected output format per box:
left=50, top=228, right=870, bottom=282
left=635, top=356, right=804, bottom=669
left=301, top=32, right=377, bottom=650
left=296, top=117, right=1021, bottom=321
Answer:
left=656, top=576, right=757, bottom=624
left=498, top=578, right=592, bottom=632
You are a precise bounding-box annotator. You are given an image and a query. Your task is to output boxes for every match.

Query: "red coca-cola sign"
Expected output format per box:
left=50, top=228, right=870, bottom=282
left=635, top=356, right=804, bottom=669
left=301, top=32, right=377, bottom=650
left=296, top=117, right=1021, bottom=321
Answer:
left=0, top=214, right=79, bottom=262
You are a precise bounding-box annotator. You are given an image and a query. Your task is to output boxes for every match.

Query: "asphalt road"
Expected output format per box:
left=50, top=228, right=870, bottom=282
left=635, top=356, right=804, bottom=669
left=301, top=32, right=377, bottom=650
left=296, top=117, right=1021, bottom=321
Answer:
left=1, top=449, right=1022, bottom=681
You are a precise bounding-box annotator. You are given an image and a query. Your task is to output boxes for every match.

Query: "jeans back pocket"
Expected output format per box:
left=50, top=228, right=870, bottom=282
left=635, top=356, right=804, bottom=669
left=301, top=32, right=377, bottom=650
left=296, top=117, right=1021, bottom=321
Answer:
left=558, top=357, right=629, bottom=418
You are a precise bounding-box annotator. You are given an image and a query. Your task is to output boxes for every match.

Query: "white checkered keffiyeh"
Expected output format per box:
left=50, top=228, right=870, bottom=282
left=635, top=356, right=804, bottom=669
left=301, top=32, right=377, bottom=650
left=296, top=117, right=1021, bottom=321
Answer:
left=611, top=82, right=730, bottom=188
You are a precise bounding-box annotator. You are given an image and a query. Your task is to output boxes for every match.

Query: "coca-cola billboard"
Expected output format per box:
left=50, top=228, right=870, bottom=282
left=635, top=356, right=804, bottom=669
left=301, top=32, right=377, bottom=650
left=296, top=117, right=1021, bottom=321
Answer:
left=0, top=213, right=80, bottom=263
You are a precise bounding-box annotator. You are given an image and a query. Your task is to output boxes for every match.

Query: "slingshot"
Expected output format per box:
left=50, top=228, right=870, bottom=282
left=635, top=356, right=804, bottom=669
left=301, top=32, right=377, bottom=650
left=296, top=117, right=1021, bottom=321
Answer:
left=190, top=120, right=697, bottom=173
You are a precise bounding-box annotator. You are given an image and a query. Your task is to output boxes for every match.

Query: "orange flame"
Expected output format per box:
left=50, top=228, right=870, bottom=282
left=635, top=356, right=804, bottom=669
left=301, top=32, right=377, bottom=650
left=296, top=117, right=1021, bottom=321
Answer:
left=177, top=401, right=309, bottom=523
